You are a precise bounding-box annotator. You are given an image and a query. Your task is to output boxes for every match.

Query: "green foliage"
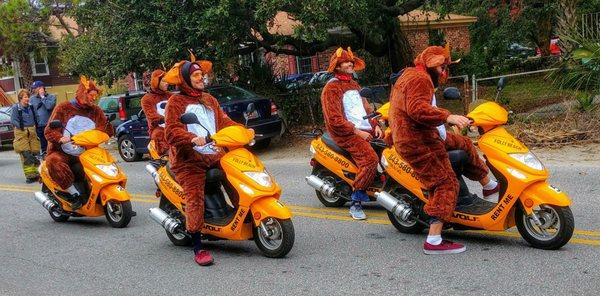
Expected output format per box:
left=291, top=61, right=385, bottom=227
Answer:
left=0, top=0, right=50, bottom=56
left=552, top=34, right=600, bottom=97
left=575, top=93, right=598, bottom=112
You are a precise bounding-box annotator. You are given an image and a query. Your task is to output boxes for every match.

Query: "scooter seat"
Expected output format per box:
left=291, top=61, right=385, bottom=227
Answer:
left=321, top=132, right=353, bottom=160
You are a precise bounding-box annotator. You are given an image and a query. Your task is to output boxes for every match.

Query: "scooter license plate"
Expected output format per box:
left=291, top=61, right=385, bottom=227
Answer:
left=244, top=110, right=259, bottom=120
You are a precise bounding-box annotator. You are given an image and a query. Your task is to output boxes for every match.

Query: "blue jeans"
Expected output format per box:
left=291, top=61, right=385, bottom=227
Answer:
left=36, top=125, right=47, bottom=154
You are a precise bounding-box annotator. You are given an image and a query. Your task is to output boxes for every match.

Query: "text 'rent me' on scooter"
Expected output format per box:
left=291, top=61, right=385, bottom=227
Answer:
left=146, top=104, right=295, bottom=258
left=35, top=115, right=135, bottom=228
left=376, top=78, right=574, bottom=250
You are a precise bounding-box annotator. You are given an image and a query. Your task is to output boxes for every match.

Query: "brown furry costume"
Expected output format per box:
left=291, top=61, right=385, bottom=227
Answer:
left=141, top=70, right=171, bottom=156
left=320, top=48, right=378, bottom=191
left=44, top=78, right=113, bottom=189
left=389, top=46, right=488, bottom=221
left=163, top=60, right=239, bottom=233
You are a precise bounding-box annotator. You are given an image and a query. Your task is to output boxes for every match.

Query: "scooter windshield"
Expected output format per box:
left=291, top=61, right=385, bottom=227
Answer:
left=61, top=116, right=96, bottom=156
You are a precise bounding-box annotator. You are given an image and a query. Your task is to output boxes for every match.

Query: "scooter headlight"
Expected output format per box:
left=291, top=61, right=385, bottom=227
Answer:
left=381, top=155, right=389, bottom=169
left=96, top=163, right=119, bottom=177
left=509, top=152, right=544, bottom=171
left=244, top=170, right=273, bottom=188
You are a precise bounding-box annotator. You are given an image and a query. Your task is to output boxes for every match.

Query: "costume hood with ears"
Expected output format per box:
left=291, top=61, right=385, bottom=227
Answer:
left=327, top=47, right=366, bottom=73
left=162, top=57, right=212, bottom=97
left=150, top=69, right=166, bottom=93
left=75, top=76, right=101, bottom=106
left=413, top=45, right=459, bottom=86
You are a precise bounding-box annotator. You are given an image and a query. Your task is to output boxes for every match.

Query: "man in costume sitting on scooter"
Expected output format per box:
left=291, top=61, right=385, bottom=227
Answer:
left=44, top=77, right=114, bottom=210
left=141, top=69, right=171, bottom=157
left=388, top=46, right=499, bottom=254
left=163, top=58, right=240, bottom=266
left=321, top=47, right=383, bottom=220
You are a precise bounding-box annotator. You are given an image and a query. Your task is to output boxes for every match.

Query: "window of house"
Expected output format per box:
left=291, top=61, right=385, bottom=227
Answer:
left=30, top=52, right=50, bottom=76
left=296, top=56, right=313, bottom=74
left=133, top=72, right=144, bottom=91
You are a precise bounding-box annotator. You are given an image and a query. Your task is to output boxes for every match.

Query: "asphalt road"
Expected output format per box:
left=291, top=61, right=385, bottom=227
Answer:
left=0, top=144, right=599, bottom=295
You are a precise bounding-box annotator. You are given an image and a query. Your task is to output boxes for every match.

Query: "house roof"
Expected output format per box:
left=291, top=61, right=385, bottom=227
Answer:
left=267, top=10, right=477, bottom=36
left=399, top=9, right=478, bottom=30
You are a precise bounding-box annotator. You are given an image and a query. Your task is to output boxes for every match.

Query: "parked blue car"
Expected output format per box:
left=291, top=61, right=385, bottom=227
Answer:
left=115, top=84, right=285, bottom=162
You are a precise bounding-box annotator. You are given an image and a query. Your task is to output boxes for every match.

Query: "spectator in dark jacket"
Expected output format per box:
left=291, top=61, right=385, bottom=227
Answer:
left=29, top=81, right=56, bottom=156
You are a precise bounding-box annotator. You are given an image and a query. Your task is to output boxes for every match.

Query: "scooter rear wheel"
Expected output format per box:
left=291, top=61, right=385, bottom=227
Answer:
left=387, top=211, right=425, bottom=234
left=42, top=185, right=69, bottom=222
left=105, top=201, right=133, bottom=228
left=515, top=204, right=574, bottom=250
left=253, top=218, right=294, bottom=258
left=159, top=197, right=191, bottom=246
left=312, top=167, right=347, bottom=207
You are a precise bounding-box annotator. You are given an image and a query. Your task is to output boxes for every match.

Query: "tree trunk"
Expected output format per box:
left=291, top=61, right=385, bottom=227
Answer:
left=18, top=55, right=34, bottom=90
left=388, top=19, right=414, bottom=72
left=557, top=0, right=578, bottom=53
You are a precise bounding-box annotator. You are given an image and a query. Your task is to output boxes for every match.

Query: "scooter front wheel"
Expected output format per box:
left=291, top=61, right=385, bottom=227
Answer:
left=105, top=201, right=133, bottom=228
left=253, top=218, right=295, bottom=258
left=515, top=204, right=574, bottom=250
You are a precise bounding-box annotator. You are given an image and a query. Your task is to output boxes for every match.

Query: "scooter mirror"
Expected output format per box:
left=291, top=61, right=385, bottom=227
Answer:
left=497, top=77, right=507, bottom=91
left=246, top=103, right=256, bottom=114
left=443, top=87, right=462, bottom=100
left=180, top=112, right=200, bottom=125
left=49, top=120, right=62, bottom=129
left=107, top=113, right=117, bottom=122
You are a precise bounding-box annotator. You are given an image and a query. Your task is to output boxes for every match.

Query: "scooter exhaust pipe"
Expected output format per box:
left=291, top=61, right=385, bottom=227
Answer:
left=148, top=207, right=181, bottom=234
left=305, top=175, right=336, bottom=197
left=145, top=164, right=160, bottom=184
left=375, top=191, right=413, bottom=221
left=34, top=191, right=57, bottom=212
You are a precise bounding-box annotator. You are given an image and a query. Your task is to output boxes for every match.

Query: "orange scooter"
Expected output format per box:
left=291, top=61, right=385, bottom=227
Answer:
left=35, top=119, right=135, bottom=228
left=146, top=109, right=294, bottom=258
left=375, top=81, right=574, bottom=249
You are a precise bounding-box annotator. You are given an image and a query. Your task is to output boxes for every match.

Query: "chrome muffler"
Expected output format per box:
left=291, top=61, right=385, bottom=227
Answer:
left=34, top=191, right=58, bottom=212
left=375, top=191, right=413, bottom=221
left=305, top=175, right=336, bottom=197
left=148, top=207, right=181, bottom=234
left=145, top=164, right=160, bottom=184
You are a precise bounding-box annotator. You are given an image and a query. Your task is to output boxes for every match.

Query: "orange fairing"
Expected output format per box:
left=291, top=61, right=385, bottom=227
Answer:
left=467, top=101, right=508, bottom=128
left=212, top=126, right=254, bottom=148
left=71, top=130, right=110, bottom=147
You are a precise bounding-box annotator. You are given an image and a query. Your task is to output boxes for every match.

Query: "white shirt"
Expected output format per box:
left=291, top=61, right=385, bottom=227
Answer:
left=62, top=115, right=96, bottom=156
left=185, top=104, right=218, bottom=154
left=431, top=94, right=447, bottom=141
left=342, top=89, right=372, bottom=131
left=156, top=100, right=167, bottom=128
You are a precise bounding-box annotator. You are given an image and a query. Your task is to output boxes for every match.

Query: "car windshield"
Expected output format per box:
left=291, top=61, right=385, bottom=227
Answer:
left=0, top=111, right=10, bottom=121
left=98, top=97, right=119, bottom=112
left=208, top=86, right=256, bottom=103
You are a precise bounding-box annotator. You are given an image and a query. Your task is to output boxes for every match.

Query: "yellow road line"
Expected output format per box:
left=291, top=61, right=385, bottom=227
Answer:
left=288, top=204, right=388, bottom=218
left=3, top=184, right=600, bottom=245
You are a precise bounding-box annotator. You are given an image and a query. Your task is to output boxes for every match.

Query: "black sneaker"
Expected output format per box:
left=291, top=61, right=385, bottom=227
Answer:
left=70, top=195, right=84, bottom=211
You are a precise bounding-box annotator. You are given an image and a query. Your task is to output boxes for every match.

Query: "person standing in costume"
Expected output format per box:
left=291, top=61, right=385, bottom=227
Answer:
left=320, top=47, right=383, bottom=220
left=10, top=89, right=41, bottom=183
left=44, top=77, right=113, bottom=210
left=388, top=46, right=498, bottom=255
left=163, top=58, right=240, bottom=266
left=141, top=69, right=171, bottom=157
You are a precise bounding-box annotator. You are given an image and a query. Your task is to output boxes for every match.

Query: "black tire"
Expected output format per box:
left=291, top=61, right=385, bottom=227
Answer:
left=159, top=197, right=191, bottom=246
left=118, top=135, right=142, bottom=162
left=104, top=201, right=133, bottom=228
left=387, top=211, right=425, bottom=234
left=515, top=204, right=574, bottom=250
left=49, top=207, right=70, bottom=222
left=253, top=138, right=272, bottom=149
left=253, top=218, right=295, bottom=258
left=312, top=167, right=347, bottom=207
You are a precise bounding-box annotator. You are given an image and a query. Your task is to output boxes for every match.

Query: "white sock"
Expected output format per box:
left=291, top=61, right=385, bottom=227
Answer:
left=426, top=235, right=443, bottom=245
left=66, top=185, right=79, bottom=196
left=483, top=180, right=498, bottom=190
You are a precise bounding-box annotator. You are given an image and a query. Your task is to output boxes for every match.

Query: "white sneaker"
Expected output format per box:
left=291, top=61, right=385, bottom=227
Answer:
left=349, top=204, right=367, bottom=220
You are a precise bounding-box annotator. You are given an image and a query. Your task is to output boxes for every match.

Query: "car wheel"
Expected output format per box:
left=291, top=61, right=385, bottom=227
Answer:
left=118, top=135, right=142, bottom=162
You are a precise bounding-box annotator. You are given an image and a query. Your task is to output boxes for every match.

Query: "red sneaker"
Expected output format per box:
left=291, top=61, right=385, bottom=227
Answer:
left=194, top=250, right=214, bottom=266
left=483, top=183, right=500, bottom=197
left=423, top=240, right=466, bottom=255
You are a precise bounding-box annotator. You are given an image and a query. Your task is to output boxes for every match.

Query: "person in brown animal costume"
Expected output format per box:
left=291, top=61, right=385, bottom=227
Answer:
left=141, top=69, right=171, bottom=157
left=44, top=77, right=114, bottom=210
left=163, top=58, right=239, bottom=266
left=388, top=46, right=498, bottom=255
left=321, top=47, right=383, bottom=220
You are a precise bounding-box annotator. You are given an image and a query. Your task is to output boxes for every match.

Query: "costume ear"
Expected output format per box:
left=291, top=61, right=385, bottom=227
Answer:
left=347, top=47, right=354, bottom=59
left=163, top=61, right=185, bottom=85
left=335, top=47, right=343, bottom=57
left=80, top=75, right=90, bottom=90
left=188, top=49, right=196, bottom=62
left=198, top=60, right=213, bottom=75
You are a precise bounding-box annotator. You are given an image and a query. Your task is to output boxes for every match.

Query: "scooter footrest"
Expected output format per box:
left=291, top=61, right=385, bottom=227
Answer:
left=455, top=198, right=496, bottom=215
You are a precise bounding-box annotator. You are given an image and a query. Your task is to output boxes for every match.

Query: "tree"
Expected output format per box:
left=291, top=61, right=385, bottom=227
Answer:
left=0, top=0, right=52, bottom=88
left=60, top=0, right=449, bottom=85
